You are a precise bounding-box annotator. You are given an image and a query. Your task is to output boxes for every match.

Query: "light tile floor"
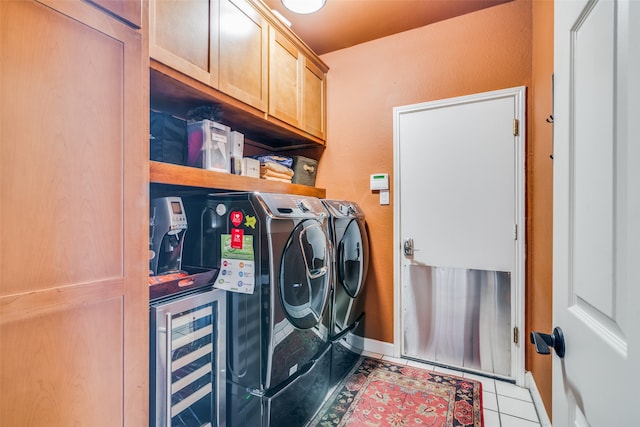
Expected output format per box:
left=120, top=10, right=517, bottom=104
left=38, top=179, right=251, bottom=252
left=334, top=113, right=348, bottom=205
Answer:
left=362, top=351, right=543, bottom=427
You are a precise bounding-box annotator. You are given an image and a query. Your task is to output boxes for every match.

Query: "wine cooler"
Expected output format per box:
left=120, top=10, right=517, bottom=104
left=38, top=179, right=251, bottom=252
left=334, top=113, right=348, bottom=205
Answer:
left=150, top=287, right=227, bottom=427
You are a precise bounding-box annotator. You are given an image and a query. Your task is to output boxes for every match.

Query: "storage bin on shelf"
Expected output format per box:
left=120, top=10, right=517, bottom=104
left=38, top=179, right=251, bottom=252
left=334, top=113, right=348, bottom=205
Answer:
left=291, top=156, right=318, bottom=186
left=150, top=110, right=187, bottom=165
left=187, top=120, right=231, bottom=173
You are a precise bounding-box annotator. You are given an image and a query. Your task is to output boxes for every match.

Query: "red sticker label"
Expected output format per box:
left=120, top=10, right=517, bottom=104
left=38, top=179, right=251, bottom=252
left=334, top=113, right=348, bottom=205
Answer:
left=230, top=211, right=244, bottom=227
left=231, top=228, right=244, bottom=249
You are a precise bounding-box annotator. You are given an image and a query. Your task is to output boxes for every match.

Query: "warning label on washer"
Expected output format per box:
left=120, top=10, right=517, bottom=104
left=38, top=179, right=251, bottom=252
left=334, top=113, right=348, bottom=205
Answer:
left=214, top=234, right=255, bottom=294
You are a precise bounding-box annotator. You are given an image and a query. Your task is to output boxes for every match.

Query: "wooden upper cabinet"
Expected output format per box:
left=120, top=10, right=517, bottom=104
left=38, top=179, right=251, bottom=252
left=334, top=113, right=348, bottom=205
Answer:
left=87, top=0, right=142, bottom=27
left=303, top=58, right=326, bottom=140
left=150, top=0, right=219, bottom=88
left=268, top=27, right=301, bottom=128
left=268, top=27, right=327, bottom=140
left=219, top=0, right=268, bottom=111
left=149, top=0, right=328, bottom=145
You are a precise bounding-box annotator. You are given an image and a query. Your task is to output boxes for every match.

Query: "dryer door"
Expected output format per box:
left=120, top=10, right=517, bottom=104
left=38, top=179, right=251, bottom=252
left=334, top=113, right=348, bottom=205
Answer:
left=338, top=218, right=369, bottom=298
left=279, top=220, right=331, bottom=329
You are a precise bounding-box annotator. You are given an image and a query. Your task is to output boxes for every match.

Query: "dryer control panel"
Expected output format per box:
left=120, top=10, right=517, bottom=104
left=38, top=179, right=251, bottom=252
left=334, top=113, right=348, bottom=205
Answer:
left=258, top=193, right=326, bottom=218
left=323, top=199, right=365, bottom=219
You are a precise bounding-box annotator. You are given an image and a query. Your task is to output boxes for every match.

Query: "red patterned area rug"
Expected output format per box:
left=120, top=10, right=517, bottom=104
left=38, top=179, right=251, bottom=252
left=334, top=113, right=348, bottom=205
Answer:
left=309, top=357, right=483, bottom=427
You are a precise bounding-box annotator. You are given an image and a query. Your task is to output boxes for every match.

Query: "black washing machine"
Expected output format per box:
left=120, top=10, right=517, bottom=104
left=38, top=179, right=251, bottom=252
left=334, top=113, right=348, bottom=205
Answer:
left=182, top=192, right=332, bottom=427
left=322, top=199, right=370, bottom=387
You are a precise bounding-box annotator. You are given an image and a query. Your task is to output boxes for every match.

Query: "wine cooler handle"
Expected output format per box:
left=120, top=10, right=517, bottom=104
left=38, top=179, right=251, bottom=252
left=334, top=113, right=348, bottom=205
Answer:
left=165, top=312, right=173, bottom=426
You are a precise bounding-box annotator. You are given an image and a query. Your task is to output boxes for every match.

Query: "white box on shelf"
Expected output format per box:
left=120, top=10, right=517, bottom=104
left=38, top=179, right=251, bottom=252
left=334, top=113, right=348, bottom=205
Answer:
left=241, top=157, right=260, bottom=178
left=229, top=131, right=245, bottom=174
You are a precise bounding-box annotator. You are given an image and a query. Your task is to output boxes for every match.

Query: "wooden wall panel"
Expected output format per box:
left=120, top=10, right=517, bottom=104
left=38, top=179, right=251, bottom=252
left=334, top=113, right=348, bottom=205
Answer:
left=1, top=293, right=124, bottom=425
left=1, top=0, right=124, bottom=295
left=0, top=1, right=148, bottom=425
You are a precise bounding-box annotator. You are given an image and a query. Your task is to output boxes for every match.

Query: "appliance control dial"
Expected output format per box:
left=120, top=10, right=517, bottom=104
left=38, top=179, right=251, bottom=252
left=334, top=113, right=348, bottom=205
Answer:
left=298, top=199, right=311, bottom=212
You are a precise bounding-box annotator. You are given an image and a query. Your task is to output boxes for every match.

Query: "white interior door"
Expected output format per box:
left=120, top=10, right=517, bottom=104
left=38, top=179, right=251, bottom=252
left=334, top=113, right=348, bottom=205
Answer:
left=393, top=87, right=526, bottom=384
left=552, top=0, right=640, bottom=424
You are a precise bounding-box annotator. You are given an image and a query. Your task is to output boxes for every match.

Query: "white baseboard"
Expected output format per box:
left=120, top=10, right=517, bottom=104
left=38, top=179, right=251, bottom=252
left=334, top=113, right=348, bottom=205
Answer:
left=361, top=337, right=395, bottom=357
left=525, top=371, right=552, bottom=427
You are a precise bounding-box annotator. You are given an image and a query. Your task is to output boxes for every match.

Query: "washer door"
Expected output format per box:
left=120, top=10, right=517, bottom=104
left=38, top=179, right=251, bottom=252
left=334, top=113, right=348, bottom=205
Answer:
left=280, top=220, right=331, bottom=329
left=338, top=219, right=369, bottom=298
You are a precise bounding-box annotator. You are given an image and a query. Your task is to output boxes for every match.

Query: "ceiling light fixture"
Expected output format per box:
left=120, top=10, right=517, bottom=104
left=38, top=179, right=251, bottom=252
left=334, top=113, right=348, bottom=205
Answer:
left=281, top=0, right=326, bottom=14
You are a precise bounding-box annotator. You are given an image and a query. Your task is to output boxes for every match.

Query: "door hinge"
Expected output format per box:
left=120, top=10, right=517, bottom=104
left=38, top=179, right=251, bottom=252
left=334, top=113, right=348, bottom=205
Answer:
left=513, top=118, right=520, bottom=136
left=514, top=326, right=519, bottom=344
left=514, top=224, right=518, bottom=240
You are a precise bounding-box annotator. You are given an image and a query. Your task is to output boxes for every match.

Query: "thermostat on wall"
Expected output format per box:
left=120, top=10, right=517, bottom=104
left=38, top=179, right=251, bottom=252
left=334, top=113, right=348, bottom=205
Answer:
left=370, top=173, right=389, bottom=191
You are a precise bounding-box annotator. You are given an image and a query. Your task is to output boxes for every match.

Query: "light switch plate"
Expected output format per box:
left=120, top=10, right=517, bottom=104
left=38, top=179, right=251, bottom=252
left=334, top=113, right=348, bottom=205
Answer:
left=380, top=189, right=390, bottom=205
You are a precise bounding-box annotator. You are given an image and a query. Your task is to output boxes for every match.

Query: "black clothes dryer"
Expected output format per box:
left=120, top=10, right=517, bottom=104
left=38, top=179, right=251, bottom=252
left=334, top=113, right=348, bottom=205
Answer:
left=322, top=199, right=370, bottom=387
left=182, top=192, right=332, bottom=427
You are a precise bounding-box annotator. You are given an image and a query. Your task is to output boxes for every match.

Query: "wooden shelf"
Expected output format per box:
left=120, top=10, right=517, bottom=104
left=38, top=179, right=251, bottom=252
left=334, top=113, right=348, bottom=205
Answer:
left=150, top=161, right=326, bottom=198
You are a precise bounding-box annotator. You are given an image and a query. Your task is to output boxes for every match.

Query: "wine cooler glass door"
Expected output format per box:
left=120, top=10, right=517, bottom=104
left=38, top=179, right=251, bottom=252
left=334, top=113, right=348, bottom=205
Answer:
left=151, top=288, right=226, bottom=427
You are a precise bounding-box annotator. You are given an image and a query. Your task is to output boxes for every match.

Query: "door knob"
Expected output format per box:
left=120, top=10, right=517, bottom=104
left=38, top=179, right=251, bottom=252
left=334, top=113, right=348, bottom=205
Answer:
left=529, top=327, right=565, bottom=358
left=403, top=238, right=414, bottom=257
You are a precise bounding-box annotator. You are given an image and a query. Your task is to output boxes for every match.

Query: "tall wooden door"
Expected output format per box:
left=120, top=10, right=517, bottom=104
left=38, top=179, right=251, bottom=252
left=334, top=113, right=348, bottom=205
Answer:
left=0, top=1, right=148, bottom=425
left=551, top=0, right=640, bottom=424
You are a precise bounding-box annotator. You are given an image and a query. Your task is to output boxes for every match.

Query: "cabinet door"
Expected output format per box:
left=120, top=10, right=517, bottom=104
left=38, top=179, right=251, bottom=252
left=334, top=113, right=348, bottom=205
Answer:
left=150, top=0, right=219, bottom=87
left=302, top=58, right=326, bottom=140
left=219, top=0, right=268, bottom=111
left=269, top=27, right=301, bottom=127
left=0, top=1, right=147, bottom=426
left=87, top=0, right=142, bottom=27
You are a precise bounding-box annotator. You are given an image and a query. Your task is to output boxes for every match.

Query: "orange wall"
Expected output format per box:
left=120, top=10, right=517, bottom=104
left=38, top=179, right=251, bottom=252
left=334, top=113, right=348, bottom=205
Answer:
left=528, top=0, right=554, bottom=416
left=312, top=0, right=553, bottom=415
left=317, top=0, right=532, bottom=341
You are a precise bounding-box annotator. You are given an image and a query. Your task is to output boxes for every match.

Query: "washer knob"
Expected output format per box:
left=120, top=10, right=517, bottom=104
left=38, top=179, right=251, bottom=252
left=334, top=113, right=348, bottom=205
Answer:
left=298, top=199, right=311, bottom=212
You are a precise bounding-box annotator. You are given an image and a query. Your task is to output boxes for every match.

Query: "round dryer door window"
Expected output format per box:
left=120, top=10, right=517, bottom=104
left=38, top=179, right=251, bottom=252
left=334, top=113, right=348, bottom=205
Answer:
left=339, top=219, right=369, bottom=298
left=279, top=220, right=331, bottom=329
